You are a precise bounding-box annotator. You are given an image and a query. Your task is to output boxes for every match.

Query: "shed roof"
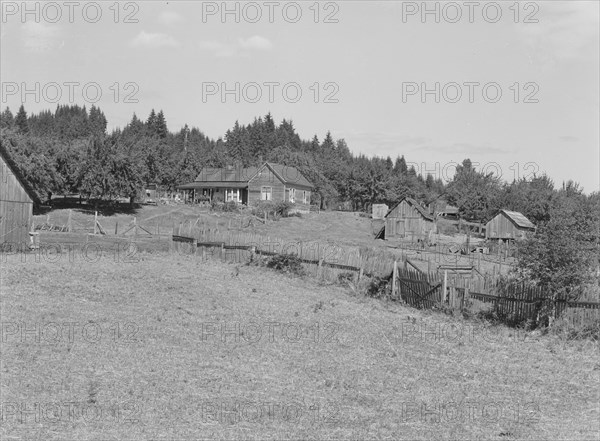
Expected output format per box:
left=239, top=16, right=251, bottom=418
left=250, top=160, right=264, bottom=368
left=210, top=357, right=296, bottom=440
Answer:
left=0, top=143, right=41, bottom=205
left=385, top=197, right=434, bottom=221
left=497, top=210, right=536, bottom=229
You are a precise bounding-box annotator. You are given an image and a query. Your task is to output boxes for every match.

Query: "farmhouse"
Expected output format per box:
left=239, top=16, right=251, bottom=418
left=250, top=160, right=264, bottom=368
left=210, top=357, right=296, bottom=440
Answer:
left=178, top=162, right=313, bottom=211
left=379, top=197, right=436, bottom=240
left=485, top=210, right=535, bottom=241
left=0, top=144, right=40, bottom=246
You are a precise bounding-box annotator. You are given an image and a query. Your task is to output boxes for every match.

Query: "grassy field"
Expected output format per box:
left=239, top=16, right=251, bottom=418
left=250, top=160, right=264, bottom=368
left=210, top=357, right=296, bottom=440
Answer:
left=34, top=204, right=513, bottom=276
left=1, top=251, right=598, bottom=440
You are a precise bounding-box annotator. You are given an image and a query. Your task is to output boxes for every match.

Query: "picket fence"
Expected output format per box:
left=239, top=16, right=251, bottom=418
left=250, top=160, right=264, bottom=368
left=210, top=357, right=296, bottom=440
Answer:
left=393, top=266, right=600, bottom=327
left=171, top=223, right=395, bottom=283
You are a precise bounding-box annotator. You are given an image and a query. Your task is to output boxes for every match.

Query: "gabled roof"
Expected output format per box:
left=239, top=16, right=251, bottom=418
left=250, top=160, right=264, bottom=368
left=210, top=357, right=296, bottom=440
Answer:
left=0, top=143, right=41, bottom=205
left=497, top=210, right=536, bottom=230
left=254, top=163, right=313, bottom=189
left=385, top=197, right=434, bottom=221
left=194, top=165, right=259, bottom=183
left=180, top=162, right=313, bottom=190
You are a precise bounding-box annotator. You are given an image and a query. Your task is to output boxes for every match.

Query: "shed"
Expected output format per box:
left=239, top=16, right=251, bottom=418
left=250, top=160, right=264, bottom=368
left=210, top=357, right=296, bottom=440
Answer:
left=383, top=197, right=436, bottom=239
left=0, top=144, right=40, bottom=247
left=485, top=210, right=535, bottom=241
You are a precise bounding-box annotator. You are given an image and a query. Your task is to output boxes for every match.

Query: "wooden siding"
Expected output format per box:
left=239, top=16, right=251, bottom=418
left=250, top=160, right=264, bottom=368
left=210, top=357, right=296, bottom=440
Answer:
left=486, top=212, right=531, bottom=240
left=248, top=167, right=285, bottom=204
left=286, top=187, right=312, bottom=212
left=1, top=154, right=33, bottom=245
left=385, top=200, right=434, bottom=238
left=247, top=168, right=312, bottom=211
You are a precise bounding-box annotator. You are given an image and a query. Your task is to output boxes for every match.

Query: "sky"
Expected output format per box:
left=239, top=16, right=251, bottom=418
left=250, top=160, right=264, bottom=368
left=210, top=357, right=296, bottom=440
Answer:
left=1, top=1, right=599, bottom=192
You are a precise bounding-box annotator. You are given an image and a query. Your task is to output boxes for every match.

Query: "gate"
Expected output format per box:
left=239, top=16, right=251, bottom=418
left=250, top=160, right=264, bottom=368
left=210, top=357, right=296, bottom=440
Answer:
left=395, top=267, right=443, bottom=309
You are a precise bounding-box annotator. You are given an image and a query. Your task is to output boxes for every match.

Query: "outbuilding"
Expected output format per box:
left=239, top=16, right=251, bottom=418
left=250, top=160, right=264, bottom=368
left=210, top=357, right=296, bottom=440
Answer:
left=0, top=145, right=40, bottom=247
left=382, top=197, right=436, bottom=239
left=485, top=210, right=535, bottom=241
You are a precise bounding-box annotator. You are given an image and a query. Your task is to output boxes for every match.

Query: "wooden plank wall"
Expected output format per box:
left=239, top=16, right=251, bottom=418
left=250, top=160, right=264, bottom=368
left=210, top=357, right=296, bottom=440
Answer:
left=248, top=167, right=286, bottom=204
left=0, top=155, right=33, bottom=245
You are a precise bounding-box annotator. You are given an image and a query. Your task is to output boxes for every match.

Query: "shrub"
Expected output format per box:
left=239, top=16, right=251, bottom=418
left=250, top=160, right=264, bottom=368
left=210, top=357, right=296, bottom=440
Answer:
left=550, top=317, right=600, bottom=341
left=252, top=201, right=297, bottom=219
left=222, top=201, right=239, bottom=212
left=252, top=201, right=275, bottom=218
left=274, top=201, right=294, bottom=217
left=211, top=200, right=240, bottom=212
left=337, top=272, right=355, bottom=284
left=365, top=275, right=392, bottom=300
left=266, top=253, right=306, bottom=276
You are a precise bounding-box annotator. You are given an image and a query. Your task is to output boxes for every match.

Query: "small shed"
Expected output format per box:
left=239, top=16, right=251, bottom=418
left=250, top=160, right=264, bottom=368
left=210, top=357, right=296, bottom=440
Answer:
left=384, top=197, right=436, bottom=239
left=485, top=210, right=535, bottom=241
left=0, top=145, right=40, bottom=247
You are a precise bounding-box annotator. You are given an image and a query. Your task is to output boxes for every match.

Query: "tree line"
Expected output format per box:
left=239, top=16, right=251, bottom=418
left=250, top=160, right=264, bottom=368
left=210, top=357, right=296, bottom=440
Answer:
left=1, top=104, right=598, bottom=294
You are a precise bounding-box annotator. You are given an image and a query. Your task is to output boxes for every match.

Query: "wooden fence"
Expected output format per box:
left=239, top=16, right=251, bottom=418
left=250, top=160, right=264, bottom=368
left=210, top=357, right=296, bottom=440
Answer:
left=170, top=222, right=399, bottom=284
left=26, top=221, right=597, bottom=330
left=393, top=265, right=600, bottom=328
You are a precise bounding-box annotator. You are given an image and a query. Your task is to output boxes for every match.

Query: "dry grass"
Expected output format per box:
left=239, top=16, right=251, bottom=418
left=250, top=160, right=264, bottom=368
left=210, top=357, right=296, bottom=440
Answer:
left=35, top=206, right=513, bottom=277
left=1, top=251, right=599, bottom=440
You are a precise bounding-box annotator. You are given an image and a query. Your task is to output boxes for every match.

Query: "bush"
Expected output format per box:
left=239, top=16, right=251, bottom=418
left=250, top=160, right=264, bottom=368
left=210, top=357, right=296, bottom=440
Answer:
left=252, top=201, right=297, bottom=219
left=337, top=272, right=355, bottom=284
left=211, top=200, right=239, bottom=212
left=549, top=317, right=600, bottom=341
left=365, top=275, right=392, bottom=300
left=266, top=253, right=306, bottom=276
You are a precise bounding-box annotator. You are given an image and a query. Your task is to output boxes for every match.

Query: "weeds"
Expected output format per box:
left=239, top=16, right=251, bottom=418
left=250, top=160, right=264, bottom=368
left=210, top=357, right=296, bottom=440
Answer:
left=265, top=253, right=306, bottom=277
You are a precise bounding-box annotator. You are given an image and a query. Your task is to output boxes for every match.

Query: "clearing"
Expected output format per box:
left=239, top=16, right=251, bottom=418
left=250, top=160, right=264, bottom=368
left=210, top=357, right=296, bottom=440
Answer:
left=1, top=252, right=598, bottom=440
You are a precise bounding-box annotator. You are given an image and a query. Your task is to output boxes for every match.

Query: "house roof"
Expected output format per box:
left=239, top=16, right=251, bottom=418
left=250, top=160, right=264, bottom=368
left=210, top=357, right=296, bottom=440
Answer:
left=0, top=143, right=41, bottom=205
left=385, top=197, right=434, bottom=221
left=498, top=210, right=536, bottom=230
left=262, top=163, right=313, bottom=189
left=179, top=162, right=313, bottom=190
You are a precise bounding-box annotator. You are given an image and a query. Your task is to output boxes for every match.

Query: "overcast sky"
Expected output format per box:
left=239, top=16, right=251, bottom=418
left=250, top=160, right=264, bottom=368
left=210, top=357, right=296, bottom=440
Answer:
left=1, top=1, right=598, bottom=192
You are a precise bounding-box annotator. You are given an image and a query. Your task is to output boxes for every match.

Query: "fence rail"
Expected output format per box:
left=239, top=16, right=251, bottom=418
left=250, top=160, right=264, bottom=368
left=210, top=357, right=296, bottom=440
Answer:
left=393, top=265, right=600, bottom=328
left=29, top=225, right=598, bottom=330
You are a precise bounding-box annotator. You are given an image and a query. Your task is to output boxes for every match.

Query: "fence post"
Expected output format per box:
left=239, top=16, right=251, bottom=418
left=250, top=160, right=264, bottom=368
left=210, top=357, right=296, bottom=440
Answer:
left=442, top=270, right=448, bottom=303
left=94, top=211, right=98, bottom=235
left=391, top=260, right=397, bottom=299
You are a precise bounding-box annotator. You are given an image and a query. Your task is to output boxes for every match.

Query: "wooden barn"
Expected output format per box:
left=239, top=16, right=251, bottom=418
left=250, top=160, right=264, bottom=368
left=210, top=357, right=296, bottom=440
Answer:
left=485, top=210, right=535, bottom=241
left=0, top=145, right=40, bottom=246
left=381, top=197, right=436, bottom=239
left=178, top=162, right=314, bottom=212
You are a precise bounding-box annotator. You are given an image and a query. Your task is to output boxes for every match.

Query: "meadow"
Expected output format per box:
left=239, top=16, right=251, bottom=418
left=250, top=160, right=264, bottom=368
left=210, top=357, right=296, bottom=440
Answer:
left=1, top=250, right=598, bottom=440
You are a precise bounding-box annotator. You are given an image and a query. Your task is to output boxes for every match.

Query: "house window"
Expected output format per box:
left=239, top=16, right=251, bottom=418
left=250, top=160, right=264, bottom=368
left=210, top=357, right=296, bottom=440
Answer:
left=225, top=189, right=239, bottom=202
left=261, top=186, right=272, bottom=201
left=303, top=191, right=308, bottom=204
left=289, top=188, right=295, bottom=203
